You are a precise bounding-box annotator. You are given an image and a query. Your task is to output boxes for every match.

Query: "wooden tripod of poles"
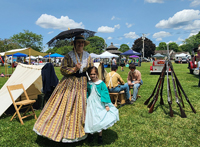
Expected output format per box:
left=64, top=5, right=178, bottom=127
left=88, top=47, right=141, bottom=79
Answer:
left=144, top=60, right=196, bottom=118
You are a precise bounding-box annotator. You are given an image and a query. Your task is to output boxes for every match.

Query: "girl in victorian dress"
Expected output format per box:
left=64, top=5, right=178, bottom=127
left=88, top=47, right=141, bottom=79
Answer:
left=33, top=35, right=93, bottom=143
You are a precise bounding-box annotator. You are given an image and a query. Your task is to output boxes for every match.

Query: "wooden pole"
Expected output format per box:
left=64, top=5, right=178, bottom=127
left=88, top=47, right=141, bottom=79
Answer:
left=12, top=54, right=13, bottom=73
left=29, top=48, right=31, bottom=65
left=5, top=55, right=7, bottom=78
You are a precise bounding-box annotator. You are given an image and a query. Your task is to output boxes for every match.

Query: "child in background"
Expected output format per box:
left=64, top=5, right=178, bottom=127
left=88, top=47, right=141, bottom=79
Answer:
left=85, top=66, right=119, bottom=144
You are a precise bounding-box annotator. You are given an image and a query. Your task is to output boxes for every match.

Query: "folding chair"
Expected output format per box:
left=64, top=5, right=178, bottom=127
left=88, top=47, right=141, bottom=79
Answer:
left=7, top=84, right=37, bottom=125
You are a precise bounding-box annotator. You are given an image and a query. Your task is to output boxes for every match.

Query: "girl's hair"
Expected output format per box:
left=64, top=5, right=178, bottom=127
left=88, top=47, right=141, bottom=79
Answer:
left=87, top=66, right=98, bottom=75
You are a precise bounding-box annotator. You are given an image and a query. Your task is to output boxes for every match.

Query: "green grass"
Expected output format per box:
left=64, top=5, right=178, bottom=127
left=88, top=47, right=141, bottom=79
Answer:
left=0, top=62, right=200, bottom=147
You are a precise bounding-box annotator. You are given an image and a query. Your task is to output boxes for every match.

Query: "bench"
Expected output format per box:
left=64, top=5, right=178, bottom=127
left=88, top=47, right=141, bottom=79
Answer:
left=109, top=91, right=126, bottom=107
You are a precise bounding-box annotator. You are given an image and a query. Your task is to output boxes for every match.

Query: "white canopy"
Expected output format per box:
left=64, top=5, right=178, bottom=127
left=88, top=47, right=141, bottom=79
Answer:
left=0, top=63, right=44, bottom=116
left=98, top=51, right=119, bottom=58
left=35, top=55, right=43, bottom=59
left=175, top=53, right=188, bottom=58
left=90, top=53, right=99, bottom=58
left=26, top=56, right=37, bottom=59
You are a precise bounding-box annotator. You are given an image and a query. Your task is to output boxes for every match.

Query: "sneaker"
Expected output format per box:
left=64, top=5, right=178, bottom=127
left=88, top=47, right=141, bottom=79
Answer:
left=126, top=99, right=133, bottom=104
left=98, top=136, right=103, bottom=144
left=131, top=100, right=135, bottom=103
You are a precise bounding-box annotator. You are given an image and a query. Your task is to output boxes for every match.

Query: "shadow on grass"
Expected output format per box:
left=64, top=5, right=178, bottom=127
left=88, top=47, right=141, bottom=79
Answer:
left=35, top=129, right=118, bottom=147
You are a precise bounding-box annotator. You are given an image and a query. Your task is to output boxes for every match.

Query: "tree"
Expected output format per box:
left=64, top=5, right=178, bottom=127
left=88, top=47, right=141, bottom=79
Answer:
left=119, top=44, right=130, bottom=52
left=168, top=42, right=179, bottom=52
left=85, top=36, right=105, bottom=54
left=0, top=39, right=20, bottom=52
left=157, top=42, right=167, bottom=50
left=182, top=32, right=200, bottom=53
left=132, top=37, right=156, bottom=57
left=11, top=30, right=43, bottom=52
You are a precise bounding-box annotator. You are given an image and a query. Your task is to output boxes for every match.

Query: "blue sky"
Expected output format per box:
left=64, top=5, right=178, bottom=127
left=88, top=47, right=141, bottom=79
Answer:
left=0, top=0, right=200, bottom=51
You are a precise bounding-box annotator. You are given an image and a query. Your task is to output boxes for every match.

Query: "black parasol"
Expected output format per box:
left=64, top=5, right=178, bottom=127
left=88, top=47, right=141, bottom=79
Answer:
left=47, top=28, right=96, bottom=47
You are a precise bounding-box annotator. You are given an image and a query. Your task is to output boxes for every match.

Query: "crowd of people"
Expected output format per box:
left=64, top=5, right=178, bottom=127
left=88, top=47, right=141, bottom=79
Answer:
left=32, top=34, right=142, bottom=145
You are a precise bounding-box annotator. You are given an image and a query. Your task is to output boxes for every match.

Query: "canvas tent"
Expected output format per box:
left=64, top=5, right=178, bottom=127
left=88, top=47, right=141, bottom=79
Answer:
left=175, top=53, right=190, bottom=59
left=98, top=51, right=119, bottom=58
left=120, top=50, right=141, bottom=56
left=0, top=48, right=47, bottom=56
left=90, top=53, right=99, bottom=58
left=0, top=63, right=44, bottom=116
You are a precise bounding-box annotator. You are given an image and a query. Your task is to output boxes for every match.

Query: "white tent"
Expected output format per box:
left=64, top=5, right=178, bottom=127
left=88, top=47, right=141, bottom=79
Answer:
left=98, top=51, right=119, bottom=58
left=0, top=63, right=44, bottom=116
left=26, top=56, right=37, bottom=60
left=90, top=53, right=99, bottom=58
left=175, top=53, right=190, bottom=59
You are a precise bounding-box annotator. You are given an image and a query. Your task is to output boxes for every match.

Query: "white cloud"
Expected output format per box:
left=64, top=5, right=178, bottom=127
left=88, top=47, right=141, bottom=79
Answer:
left=118, top=37, right=123, bottom=40
left=155, top=9, right=200, bottom=29
left=48, top=31, right=54, bottom=34
left=156, top=38, right=162, bottom=41
left=190, top=0, right=200, bottom=7
left=125, top=23, right=134, bottom=28
left=114, top=24, right=120, bottom=29
left=184, top=19, right=200, bottom=30
left=167, top=41, right=173, bottom=44
left=177, top=37, right=184, bottom=42
left=188, top=30, right=199, bottom=37
left=97, top=26, right=115, bottom=33
left=114, top=44, right=120, bottom=47
left=124, top=32, right=139, bottom=39
left=111, top=16, right=120, bottom=20
left=111, top=16, right=115, bottom=20
left=36, top=14, right=84, bottom=30
left=144, top=0, right=164, bottom=3
left=107, top=37, right=113, bottom=40
left=126, top=42, right=130, bottom=45
left=153, top=31, right=171, bottom=38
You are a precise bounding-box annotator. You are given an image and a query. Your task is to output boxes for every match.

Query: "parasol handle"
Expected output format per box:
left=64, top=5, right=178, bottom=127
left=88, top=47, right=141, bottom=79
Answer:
left=72, top=42, right=79, bottom=64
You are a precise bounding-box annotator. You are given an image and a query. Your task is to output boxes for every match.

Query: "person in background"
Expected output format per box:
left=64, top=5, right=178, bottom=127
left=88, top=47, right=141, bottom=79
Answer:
left=33, top=35, right=94, bottom=143
left=127, top=63, right=143, bottom=103
left=85, top=66, right=119, bottom=144
left=120, top=57, right=125, bottom=71
left=105, top=65, right=133, bottom=104
left=111, top=57, right=116, bottom=65
left=197, top=45, right=200, bottom=87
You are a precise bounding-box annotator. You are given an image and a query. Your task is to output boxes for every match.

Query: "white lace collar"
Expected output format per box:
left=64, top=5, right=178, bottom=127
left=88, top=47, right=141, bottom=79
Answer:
left=88, top=80, right=102, bottom=85
left=68, top=50, right=89, bottom=73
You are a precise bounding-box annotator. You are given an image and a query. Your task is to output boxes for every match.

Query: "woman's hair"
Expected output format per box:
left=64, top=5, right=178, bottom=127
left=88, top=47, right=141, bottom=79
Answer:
left=87, top=66, right=98, bottom=75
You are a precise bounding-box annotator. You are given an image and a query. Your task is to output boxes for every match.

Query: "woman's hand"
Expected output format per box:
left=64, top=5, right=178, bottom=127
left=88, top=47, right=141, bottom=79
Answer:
left=75, top=63, right=81, bottom=71
left=105, top=106, right=110, bottom=111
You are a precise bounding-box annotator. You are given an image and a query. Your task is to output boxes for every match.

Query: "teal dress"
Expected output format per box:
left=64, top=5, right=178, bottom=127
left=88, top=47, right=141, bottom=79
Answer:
left=84, top=80, right=119, bottom=134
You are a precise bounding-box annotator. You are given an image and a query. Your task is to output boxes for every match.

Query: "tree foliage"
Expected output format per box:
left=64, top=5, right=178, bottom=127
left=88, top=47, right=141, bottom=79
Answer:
left=45, top=36, right=105, bottom=55
left=168, top=42, right=180, bottom=52
left=10, top=30, right=43, bottom=52
left=132, top=37, right=156, bottom=57
left=85, top=36, right=105, bottom=54
left=181, top=31, right=200, bottom=53
left=157, top=42, right=167, bottom=50
left=119, top=44, right=130, bottom=52
left=0, top=39, right=20, bottom=52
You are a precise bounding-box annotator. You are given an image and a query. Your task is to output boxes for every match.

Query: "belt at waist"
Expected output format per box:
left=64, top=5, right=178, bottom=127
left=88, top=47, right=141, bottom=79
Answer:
left=71, top=71, right=87, bottom=78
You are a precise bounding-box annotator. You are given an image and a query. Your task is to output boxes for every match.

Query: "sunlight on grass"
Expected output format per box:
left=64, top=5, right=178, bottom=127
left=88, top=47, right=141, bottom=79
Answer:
left=0, top=62, right=200, bottom=146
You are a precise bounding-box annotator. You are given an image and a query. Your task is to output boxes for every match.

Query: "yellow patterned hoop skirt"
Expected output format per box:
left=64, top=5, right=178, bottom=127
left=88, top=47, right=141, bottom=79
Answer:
left=33, top=76, right=87, bottom=142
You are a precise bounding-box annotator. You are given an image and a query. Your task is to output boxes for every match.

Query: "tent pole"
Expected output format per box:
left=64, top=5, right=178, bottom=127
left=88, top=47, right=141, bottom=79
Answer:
left=12, top=54, right=13, bottom=73
left=5, top=55, right=7, bottom=78
left=29, top=48, right=31, bottom=65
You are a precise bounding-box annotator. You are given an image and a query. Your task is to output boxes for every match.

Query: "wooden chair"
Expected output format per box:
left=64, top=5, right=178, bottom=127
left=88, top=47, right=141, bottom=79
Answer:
left=129, top=85, right=141, bottom=101
left=7, top=84, right=37, bottom=125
